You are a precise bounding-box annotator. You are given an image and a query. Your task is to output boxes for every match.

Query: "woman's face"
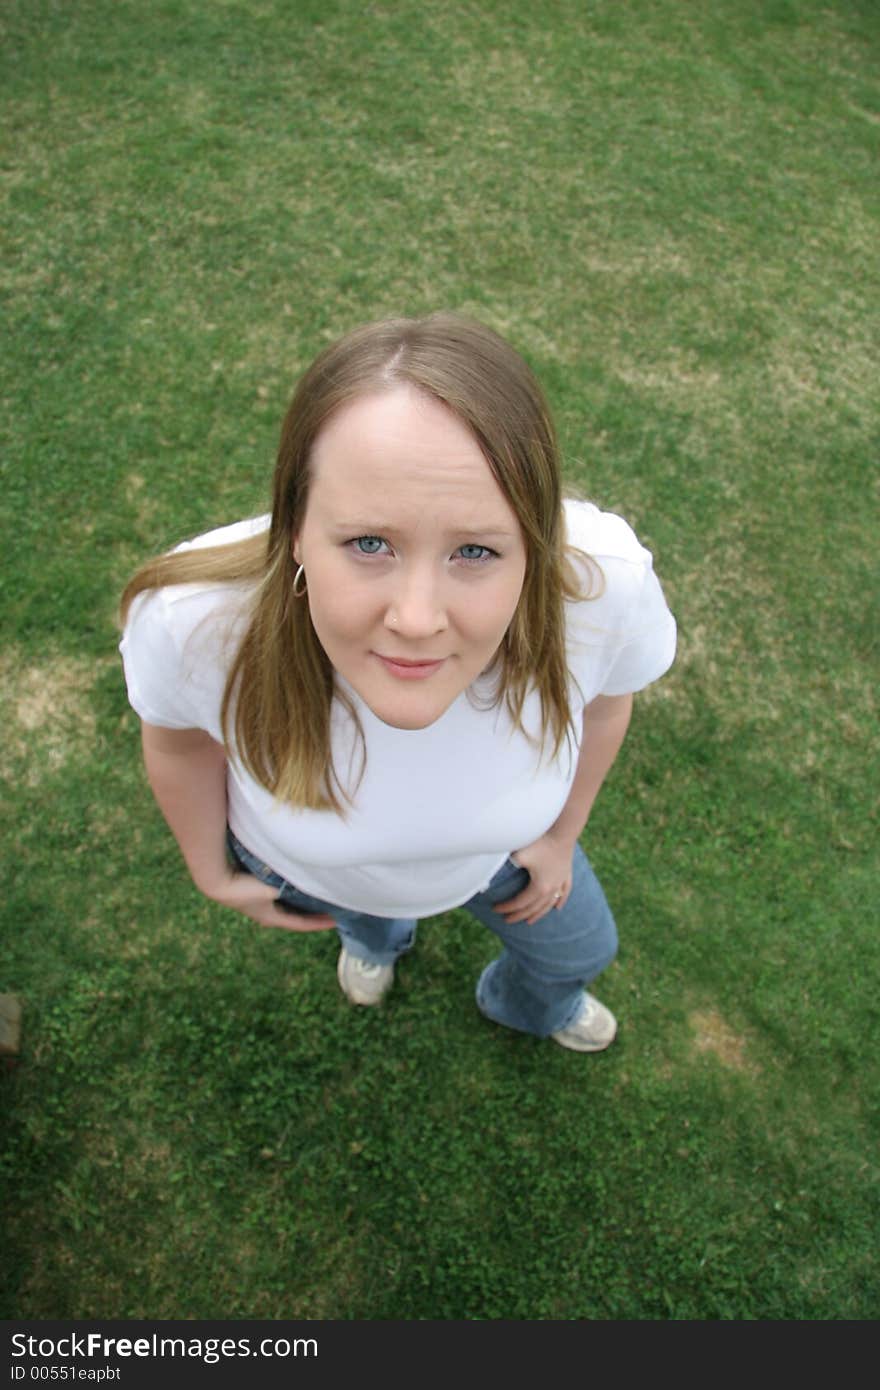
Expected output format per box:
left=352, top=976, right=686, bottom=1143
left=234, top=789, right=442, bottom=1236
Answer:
left=293, top=385, right=528, bottom=730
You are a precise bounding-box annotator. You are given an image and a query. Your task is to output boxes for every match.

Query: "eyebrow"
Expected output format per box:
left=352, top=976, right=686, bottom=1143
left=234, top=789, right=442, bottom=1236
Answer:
left=332, top=521, right=517, bottom=539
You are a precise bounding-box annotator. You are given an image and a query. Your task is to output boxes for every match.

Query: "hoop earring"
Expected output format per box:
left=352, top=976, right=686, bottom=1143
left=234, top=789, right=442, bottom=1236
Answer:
left=293, top=564, right=307, bottom=597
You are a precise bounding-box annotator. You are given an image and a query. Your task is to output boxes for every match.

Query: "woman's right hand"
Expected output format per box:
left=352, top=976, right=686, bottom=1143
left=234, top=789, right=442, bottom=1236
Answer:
left=137, top=725, right=336, bottom=931
left=202, top=871, right=337, bottom=933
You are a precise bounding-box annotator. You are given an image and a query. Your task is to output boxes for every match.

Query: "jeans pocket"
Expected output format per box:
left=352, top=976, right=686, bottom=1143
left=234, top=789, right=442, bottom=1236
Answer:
left=483, top=856, right=530, bottom=904
left=226, top=830, right=285, bottom=891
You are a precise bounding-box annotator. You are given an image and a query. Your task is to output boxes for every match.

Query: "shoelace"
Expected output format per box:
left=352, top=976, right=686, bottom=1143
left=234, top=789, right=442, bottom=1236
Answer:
left=354, top=958, right=385, bottom=978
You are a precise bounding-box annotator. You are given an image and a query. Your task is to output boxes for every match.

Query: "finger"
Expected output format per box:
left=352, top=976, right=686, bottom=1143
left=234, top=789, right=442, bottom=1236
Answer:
left=525, top=901, right=559, bottom=924
left=494, top=897, right=534, bottom=919
left=264, top=898, right=336, bottom=930
left=522, top=890, right=571, bottom=925
left=496, top=895, right=545, bottom=923
left=521, top=897, right=553, bottom=923
left=498, top=883, right=558, bottom=915
left=268, top=910, right=337, bottom=933
left=494, top=888, right=534, bottom=914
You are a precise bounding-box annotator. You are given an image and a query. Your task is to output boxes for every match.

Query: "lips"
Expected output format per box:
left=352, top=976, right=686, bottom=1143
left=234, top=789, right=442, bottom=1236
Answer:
left=373, top=653, right=446, bottom=680
left=376, top=655, right=443, bottom=666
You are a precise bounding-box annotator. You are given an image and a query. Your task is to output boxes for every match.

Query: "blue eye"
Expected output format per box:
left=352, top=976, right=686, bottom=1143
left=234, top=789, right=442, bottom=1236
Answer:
left=353, top=536, right=386, bottom=555
left=457, top=544, right=494, bottom=563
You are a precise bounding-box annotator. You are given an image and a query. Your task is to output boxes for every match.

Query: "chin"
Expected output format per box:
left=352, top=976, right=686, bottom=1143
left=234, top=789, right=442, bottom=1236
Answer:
left=355, top=680, right=456, bottom=732
left=368, top=699, right=449, bottom=731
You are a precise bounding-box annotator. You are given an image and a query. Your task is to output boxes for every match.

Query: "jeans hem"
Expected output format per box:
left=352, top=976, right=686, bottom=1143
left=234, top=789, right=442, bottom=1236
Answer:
left=475, top=963, right=585, bottom=1040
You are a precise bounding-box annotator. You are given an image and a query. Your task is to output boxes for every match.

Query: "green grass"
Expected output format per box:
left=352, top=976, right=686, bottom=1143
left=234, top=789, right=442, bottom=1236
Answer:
left=2, top=0, right=878, bottom=1319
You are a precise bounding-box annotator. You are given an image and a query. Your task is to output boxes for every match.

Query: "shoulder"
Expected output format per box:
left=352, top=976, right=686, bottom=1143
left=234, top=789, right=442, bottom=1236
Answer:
left=562, top=497, right=661, bottom=618
left=121, top=516, right=268, bottom=693
left=132, top=514, right=270, bottom=633
left=171, top=513, right=270, bottom=556
left=563, top=497, right=653, bottom=570
left=560, top=498, right=676, bottom=693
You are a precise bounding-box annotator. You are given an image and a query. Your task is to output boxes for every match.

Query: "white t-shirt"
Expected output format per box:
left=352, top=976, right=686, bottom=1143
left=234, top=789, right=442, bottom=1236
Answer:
left=120, top=499, right=676, bottom=917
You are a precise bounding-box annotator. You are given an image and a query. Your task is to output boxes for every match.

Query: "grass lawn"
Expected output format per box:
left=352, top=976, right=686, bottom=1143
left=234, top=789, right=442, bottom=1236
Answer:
left=1, top=0, right=878, bottom=1319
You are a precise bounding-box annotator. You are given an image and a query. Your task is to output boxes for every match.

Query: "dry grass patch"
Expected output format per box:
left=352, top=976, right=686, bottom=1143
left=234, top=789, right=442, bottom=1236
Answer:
left=0, top=648, right=107, bottom=788
left=581, top=243, right=693, bottom=279
left=767, top=332, right=878, bottom=422
left=689, top=1006, right=759, bottom=1077
left=122, top=469, right=167, bottom=535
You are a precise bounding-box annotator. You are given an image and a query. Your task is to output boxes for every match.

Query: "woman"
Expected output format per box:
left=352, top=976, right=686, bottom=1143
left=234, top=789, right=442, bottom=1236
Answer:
left=119, top=312, right=676, bottom=1053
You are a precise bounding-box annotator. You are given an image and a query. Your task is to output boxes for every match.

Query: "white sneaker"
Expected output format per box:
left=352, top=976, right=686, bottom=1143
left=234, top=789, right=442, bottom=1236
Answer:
left=337, top=947, right=395, bottom=1006
left=551, top=992, right=617, bottom=1052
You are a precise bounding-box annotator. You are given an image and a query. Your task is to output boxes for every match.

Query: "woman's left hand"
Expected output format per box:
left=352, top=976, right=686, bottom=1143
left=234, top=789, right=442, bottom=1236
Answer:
left=494, top=831, right=577, bottom=925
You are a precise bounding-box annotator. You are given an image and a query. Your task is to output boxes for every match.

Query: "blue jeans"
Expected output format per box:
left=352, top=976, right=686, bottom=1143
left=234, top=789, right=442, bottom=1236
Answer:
left=227, top=831, right=618, bottom=1038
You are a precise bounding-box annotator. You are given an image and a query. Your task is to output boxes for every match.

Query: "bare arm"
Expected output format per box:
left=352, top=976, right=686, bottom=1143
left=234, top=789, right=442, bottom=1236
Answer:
left=547, top=692, right=633, bottom=847
left=495, top=692, right=634, bottom=924
left=140, top=722, right=336, bottom=932
left=140, top=723, right=230, bottom=893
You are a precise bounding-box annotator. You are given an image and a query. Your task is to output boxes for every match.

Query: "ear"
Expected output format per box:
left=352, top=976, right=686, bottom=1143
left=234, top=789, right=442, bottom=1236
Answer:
left=291, top=534, right=301, bottom=565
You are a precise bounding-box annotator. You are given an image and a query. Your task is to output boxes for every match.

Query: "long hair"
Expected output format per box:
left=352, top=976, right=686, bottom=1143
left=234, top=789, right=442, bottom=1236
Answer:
left=120, top=312, right=599, bottom=811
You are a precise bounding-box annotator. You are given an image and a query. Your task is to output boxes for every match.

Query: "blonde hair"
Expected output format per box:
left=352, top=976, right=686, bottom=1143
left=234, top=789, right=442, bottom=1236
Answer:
left=120, top=312, right=599, bottom=811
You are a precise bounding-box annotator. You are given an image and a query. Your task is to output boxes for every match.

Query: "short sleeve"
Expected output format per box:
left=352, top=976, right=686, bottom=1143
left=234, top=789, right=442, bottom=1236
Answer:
left=563, top=500, right=677, bottom=702
left=599, top=560, right=677, bottom=695
left=119, top=589, right=204, bottom=728
left=118, top=515, right=267, bottom=733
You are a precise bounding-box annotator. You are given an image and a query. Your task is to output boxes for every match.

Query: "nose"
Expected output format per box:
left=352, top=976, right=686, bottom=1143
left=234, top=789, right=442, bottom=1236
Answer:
left=383, top=565, right=449, bottom=639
